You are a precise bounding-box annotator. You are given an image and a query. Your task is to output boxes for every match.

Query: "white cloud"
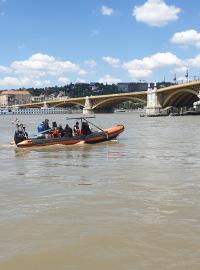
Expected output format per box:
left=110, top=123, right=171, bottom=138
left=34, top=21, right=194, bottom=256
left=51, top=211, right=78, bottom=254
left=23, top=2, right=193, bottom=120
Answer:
left=0, top=65, right=11, bottom=73
left=123, top=52, right=182, bottom=79
left=58, top=77, right=70, bottom=85
left=11, top=53, right=85, bottom=77
left=75, top=78, right=86, bottom=83
left=78, top=69, right=88, bottom=76
left=123, top=52, right=181, bottom=70
left=174, top=66, right=188, bottom=73
left=84, top=60, right=97, bottom=69
left=133, top=0, right=181, bottom=27
left=187, top=54, right=200, bottom=67
left=98, top=74, right=121, bottom=84
left=0, top=53, right=88, bottom=89
left=128, top=69, right=152, bottom=80
left=170, top=29, right=200, bottom=48
left=0, top=76, right=50, bottom=88
left=177, top=76, right=187, bottom=83
left=100, top=5, right=114, bottom=16
left=102, top=56, right=121, bottom=68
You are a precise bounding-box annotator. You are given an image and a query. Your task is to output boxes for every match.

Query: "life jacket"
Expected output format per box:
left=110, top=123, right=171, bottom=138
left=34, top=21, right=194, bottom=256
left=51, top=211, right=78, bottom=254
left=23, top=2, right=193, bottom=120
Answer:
left=51, top=128, right=61, bottom=138
left=37, top=122, right=45, bottom=133
left=74, top=128, right=81, bottom=135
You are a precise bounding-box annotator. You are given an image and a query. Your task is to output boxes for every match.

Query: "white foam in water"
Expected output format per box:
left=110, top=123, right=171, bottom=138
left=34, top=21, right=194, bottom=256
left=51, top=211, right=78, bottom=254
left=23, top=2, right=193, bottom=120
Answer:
left=76, top=141, right=85, bottom=145
left=0, top=143, right=15, bottom=149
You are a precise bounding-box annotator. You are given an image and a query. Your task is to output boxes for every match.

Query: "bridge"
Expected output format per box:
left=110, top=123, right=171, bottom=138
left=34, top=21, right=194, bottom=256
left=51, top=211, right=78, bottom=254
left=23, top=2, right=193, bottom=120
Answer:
left=17, top=80, right=200, bottom=115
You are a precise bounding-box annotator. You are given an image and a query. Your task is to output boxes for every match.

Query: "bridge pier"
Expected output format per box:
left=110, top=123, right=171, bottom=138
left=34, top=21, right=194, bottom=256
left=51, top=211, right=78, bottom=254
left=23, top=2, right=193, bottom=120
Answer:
left=42, top=101, right=48, bottom=108
left=83, top=96, right=94, bottom=115
left=146, top=83, right=162, bottom=115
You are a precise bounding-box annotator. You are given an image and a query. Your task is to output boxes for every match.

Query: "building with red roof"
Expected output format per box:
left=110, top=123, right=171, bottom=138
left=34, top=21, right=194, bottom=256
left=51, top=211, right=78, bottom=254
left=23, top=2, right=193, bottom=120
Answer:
left=0, top=90, right=31, bottom=106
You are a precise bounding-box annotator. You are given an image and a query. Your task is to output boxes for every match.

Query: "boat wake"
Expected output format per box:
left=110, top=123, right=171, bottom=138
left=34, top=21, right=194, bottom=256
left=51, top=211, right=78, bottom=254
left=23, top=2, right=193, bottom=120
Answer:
left=0, top=143, right=16, bottom=149
left=76, top=141, right=85, bottom=145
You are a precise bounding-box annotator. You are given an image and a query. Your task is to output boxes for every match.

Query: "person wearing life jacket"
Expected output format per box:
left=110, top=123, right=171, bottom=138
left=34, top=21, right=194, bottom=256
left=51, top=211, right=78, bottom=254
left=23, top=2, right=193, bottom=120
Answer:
left=37, top=121, right=45, bottom=133
left=37, top=119, right=50, bottom=133
left=73, top=121, right=81, bottom=135
left=51, top=127, right=60, bottom=138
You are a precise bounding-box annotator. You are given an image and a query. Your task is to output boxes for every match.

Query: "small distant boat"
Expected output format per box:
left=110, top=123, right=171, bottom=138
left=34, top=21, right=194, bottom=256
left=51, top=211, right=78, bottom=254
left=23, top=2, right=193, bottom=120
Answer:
left=114, top=109, right=126, bottom=113
left=182, top=110, right=200, bottom=116
left=13, top=117, right=124, bottom=148
left=0, top=107, right=71, bottom=115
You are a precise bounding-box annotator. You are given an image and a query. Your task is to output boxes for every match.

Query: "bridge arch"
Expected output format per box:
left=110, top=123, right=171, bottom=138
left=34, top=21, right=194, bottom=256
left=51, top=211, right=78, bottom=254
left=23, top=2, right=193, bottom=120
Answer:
left=92, top=96, right=146, bottom=110
left=53, top=101, right=84, bottom=108
left=163, top=89, right=198, bottom=107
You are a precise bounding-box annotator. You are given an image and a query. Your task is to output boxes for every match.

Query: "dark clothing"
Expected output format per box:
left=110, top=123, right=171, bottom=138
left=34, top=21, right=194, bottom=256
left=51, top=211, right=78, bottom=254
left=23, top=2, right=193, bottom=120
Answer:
left=64, top=125, right=73, bottom=137
left=81, top=122, right=91, bottom=136
left=44, top=119, right=50, bottom=130
left=23, top=129, right=28, bottom=139
left=14, top=131, right=26, bottom=144
left=52, top=122, right=57, bottom=128
left=14, top=124, right=28, bottom=144
left=58, top=125, right=64, bottom=137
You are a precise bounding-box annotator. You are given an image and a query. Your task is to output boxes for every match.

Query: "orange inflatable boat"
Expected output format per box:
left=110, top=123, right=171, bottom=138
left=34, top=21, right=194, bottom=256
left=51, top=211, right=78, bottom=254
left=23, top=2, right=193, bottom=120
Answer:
left=14, top=124, right=124, bottom=148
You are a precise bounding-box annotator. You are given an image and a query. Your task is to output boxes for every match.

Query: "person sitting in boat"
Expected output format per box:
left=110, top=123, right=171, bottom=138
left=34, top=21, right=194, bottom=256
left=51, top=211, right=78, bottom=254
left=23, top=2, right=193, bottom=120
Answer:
left=81, top=121, right=92, bottom=136
left=73, top=121, right=81, bottom=135
left=51, top=127, right=60, bottom=138
left=58, top=124, right=64, bottom=137
left=63, top=124, right=73, bottom=137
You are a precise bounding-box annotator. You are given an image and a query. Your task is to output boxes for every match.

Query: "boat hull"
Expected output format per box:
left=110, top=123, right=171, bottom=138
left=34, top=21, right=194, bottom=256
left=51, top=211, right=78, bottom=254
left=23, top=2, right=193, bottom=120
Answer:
left=84, top=125, right=124, bottom=144
left=16, top=125, right=124, bottom=148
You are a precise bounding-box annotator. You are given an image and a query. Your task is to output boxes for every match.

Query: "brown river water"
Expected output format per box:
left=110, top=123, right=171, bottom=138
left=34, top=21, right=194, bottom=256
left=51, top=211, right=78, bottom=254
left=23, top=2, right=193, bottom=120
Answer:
left=0, top=112, right=200, bottom=270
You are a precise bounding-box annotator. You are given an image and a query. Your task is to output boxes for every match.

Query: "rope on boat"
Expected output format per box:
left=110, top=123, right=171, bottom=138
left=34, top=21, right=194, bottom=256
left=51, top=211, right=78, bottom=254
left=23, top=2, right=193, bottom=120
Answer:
left=82, top=118, right=109, bottom=140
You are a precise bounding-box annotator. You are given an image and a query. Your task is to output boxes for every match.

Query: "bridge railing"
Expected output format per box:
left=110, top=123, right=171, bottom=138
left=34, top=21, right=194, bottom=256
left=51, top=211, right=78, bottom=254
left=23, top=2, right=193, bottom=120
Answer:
left=176, top=77, right=200, bottom=85
left=44, top=96, right=70, bottom=101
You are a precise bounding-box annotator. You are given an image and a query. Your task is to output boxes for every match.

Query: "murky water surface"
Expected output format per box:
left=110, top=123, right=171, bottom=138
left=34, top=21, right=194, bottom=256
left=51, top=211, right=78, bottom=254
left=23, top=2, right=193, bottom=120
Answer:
left=0, top=113, right=200, bottom=270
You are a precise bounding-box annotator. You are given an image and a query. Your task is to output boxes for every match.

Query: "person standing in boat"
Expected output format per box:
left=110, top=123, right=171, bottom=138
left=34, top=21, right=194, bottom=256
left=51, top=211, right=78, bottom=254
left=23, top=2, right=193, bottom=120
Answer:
left=14, top=124, right=28, bottom=144
left=22, top=126, right=28, bottom=139
left=52, top=121, right=57, bottom=128
left=44, top=119, right=50, bottom=130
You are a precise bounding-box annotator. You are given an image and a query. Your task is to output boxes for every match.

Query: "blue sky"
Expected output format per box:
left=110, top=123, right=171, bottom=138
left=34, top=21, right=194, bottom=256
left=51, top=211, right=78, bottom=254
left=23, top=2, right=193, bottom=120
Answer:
left=0, top=0, right=200, bottom=89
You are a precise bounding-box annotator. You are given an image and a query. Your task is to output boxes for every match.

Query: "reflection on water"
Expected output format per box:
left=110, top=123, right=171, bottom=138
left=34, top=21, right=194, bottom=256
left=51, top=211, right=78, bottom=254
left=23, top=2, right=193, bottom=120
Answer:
left=0, top=113, right=200, bottom=269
